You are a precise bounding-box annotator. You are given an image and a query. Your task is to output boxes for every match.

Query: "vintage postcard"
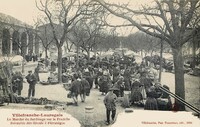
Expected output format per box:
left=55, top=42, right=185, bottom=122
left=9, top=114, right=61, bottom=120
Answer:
left=0, top=0, right=200, bottom=127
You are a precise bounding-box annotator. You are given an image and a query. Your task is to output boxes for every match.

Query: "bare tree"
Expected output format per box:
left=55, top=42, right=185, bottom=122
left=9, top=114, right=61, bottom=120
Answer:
left=36, top=0, right=90, bottom=82
left=92, top=0, right=200, bottom=110
left=95, top=28, right=120, bottom=51
left=34, top=20, right=55, bottom=66
left=64, top=39, right=74, bottom=52
left=124, top=32, right=161, bottom=56
left=70, top=17, right=103, bottom=59
left=188, top=8, right=200, bottom=68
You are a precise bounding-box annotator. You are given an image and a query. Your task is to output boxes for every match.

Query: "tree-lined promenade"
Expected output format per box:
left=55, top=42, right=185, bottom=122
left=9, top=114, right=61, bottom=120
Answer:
left=0, top=0, right=199, bottom=112
left=34, top=0, right=200, bottom=111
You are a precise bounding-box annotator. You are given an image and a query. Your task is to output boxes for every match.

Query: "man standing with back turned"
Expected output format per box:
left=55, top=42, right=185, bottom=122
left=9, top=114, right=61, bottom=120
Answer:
left=25, top=70, right=37, bottom=99
left=104, top=87, right=117, bottom=125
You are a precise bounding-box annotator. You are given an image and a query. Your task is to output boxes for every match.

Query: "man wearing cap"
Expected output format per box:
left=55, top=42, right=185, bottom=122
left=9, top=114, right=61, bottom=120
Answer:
left=104, top=87, right=117, bottom=125
left=25, top=70, right=37, bottom=99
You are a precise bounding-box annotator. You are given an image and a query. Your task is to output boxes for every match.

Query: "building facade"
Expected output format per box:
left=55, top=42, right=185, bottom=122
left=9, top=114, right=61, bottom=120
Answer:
left=0, top=13, right=39, bottom=57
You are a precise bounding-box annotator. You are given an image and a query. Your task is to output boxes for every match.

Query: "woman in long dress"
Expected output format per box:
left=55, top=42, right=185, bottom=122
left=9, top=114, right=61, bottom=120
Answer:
left=130, top=79, right=143, bottom=105
left=144, top=86, right=158, bottom=110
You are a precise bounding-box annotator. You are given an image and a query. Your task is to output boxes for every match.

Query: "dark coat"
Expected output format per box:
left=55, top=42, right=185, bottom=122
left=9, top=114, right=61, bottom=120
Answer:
left=83, top=72, right=93, bottom=89
left=123, top=69, right=131, bottom=90
left=140, top=77, right=153, bottom=91
left=12, top=75, right=23, bottom=90
left=69, top=80, right=81, bottom=97
left=98, top=75, right=111, bottom=93
left=131, top=81, right=143, bottom=102
left=104, top=92, right=117, bottom=110
left=80, top=79, right=90, bottom=95
left=16, top=75, right=23, bottom=90
left=25, top=74, right=37, bottom=85
left=144, top=91, right=158, bottom=110
left=157, top=85, right=172, bottom=111
left=112, top=68, right=120, bottom=83
left=34, top=67, right=40, bottom=81
left=51, top=61, right=57, bottom=72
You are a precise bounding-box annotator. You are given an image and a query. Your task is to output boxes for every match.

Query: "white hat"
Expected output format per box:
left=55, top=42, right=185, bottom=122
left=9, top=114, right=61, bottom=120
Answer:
left=103, top=71, right=109, bottom=75
left=84, top=68, right=89, bottom=72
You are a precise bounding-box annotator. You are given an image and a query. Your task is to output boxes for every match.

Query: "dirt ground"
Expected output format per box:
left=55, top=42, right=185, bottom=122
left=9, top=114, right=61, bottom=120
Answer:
left=16, top=72, right=200, bottom=127
left=19, top=83, right=126, bottom=127
left=6, top=63, right=200, bottom=127
left=161, top=72, right=200, bottom=111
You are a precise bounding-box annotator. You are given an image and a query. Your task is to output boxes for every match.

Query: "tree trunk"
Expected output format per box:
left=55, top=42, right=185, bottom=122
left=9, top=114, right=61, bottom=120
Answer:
left=22, top=53, right=25, bottom=73
left=159, top=41, right=163, bottom=82
left=76, top=44, right=79, bottom=70
left=45, top=48, right=48, bottom=68
left=87, top=50, right=90, bottom=62
left=172, top=46, right=185, bottom=111
left=141, top=50, right=143, bottom=58
left=45, top=48, right=48, bottom=59
left=57, top=46, right=62, bottom=83
left=22, top=58, right=25, bottom=73
left=192, top=36, right=196, bottom=69
left=150, top=50, right=153, bottom=57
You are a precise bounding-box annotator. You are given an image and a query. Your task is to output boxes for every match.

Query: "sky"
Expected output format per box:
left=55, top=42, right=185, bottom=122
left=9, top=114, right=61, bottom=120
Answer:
left=0, top=0, right=41, bottom=25
left=0, top=0, right=151, bottom=35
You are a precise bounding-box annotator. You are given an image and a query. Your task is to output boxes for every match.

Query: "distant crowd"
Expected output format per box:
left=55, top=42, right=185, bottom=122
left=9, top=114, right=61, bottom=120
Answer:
left=11, top=53, right=172, bottom=112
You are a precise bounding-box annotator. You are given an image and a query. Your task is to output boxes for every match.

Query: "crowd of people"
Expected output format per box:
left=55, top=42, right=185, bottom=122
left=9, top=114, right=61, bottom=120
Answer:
left=25, top=50, right=38, bottom=62
left=54, top=54, right=172, bottom=111
left=9, top=53, right=173, bottom=125
left=58, top=54, right=172, bottom=125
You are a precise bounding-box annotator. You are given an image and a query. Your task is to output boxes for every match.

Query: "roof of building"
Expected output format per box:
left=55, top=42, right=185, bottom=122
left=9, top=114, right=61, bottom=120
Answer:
left=0, top=12, right=33, bottom=28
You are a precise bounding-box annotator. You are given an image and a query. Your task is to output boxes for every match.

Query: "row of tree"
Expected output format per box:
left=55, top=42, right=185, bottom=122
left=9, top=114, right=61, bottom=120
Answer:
left=34, top=0, right=200, bottom=111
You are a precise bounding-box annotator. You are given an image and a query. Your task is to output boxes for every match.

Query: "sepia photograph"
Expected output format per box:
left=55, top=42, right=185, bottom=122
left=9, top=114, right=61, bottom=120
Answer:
left=0, top=0, right=200, bottom=127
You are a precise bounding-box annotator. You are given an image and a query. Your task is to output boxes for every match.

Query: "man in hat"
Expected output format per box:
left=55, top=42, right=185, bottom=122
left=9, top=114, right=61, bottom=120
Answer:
left=25, top=70, right=37, bottom=99
left=104, top=87, right=117, bottom=125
